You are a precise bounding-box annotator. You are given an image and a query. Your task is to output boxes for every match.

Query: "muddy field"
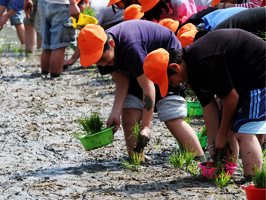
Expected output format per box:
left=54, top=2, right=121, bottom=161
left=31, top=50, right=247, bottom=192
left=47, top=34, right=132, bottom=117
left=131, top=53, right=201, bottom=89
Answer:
left=0, top=26, right=250, bottom=200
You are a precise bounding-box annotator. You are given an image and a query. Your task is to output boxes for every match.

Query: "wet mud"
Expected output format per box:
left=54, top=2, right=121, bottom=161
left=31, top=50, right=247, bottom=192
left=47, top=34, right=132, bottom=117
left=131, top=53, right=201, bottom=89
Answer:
left=0, top=26, right=249, bottom=200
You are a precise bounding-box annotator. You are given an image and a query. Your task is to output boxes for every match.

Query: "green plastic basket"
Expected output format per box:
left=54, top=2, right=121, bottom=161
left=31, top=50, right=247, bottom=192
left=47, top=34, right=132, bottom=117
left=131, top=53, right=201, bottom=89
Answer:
left=176, top=133, right=207, bottom=150
left=187, top=101, right=203, bottom=116
left=78, top=127, right=114, bottom=150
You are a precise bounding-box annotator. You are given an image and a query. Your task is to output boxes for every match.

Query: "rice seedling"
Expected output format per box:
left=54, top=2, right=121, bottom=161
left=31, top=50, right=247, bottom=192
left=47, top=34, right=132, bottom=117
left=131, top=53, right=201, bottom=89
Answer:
left=253, top=164, right=266, bottom=189
left=82, top=7, right=95, bottom=17
left=168, top=148, right=185, bottom=168
left=120, top=151, right=142, bottom=171
left=128, top=121, right=140, bottom=140
left=13, top=46, right=18, bottom=53
left=212, top=170, right=232, bottom=188
left=73, top=112, right=104, bottom=138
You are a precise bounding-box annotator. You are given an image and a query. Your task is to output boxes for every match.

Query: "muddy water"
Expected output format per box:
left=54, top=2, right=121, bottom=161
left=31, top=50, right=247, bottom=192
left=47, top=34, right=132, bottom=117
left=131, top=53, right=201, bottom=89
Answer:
left=0, top=25, right=249, bottom=199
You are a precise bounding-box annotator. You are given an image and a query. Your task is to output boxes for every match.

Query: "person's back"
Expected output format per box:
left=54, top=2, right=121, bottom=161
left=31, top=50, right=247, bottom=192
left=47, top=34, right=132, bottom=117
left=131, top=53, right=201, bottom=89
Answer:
left=90, top=0, right=124, bottom=30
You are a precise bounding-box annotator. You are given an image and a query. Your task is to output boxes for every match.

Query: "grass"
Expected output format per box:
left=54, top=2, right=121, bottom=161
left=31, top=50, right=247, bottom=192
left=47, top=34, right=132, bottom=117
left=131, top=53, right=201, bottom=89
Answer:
left=184, top=107, right=196, bottom=126
left=201, top=125, right=207, bottom=137
left=73, top=112, right=104, bottom=138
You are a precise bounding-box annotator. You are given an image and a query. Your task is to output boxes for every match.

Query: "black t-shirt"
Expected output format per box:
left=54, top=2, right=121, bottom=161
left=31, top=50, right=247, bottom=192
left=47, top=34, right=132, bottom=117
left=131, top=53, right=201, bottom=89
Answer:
left=183, top=29, right=265, bottom=107
left=213, top=7, right=266, bottom=40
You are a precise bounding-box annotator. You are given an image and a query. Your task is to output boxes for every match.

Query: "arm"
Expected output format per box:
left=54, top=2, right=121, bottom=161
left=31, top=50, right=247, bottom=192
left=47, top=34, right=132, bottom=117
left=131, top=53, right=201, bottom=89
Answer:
left=215, top=88, right=239, bottom=149
left=202, top=98, right=220, bottom=156
left=107, top=71, right=130, bottom=133
left=64, top=46, right=80, bottom=67
left=0, top=5, right=7, bottom=16
left=69, top=0, right=80, bottom=19
left=24, top=0, right=33, bottom=19
left=133, top=73, right=155, bottom=151
left=0, top=9, right=17, bottom=30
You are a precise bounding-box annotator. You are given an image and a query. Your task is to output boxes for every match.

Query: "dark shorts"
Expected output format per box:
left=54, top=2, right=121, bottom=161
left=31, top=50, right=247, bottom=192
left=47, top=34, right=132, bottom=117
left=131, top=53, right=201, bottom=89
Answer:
left=232, top=88, right=266, bottom=134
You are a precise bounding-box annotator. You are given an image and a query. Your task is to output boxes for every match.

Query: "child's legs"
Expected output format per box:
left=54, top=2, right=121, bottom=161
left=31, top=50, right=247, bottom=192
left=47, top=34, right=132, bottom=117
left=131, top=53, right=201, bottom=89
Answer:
left=228, top=132, right=239, bottom=164
left=235, top=133, right=262, bottom=176
left=122, top=94, right=143, bottom=160
left=157, top=95, right=204, bottom=157
left=165, top=118, right=204, bottom=156
left=24, top=23, right=36, bottom=53
left=41, top=49, right=51, bottom=72
left=50, top=47, right=66, bottom=75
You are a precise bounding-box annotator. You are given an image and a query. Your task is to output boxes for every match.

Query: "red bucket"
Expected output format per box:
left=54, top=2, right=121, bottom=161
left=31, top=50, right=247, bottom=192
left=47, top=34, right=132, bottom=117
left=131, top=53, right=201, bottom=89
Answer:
left=242, top=184, right=266, bottom=200
left=198, top=161, right=238, bottom=179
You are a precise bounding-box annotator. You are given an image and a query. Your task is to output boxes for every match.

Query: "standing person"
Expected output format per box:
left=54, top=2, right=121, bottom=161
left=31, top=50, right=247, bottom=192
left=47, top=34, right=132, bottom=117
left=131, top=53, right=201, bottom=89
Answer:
left=37, top=0, right=79, bottom=77
left=143, top=29, right=265, bottom=181
left=138, top=0, right=197, bottom=24
left=78, top=20, right=206, bottom=161
left=63, top=0, right=125, bottom=68
left=0, top=0, right=25, bottom=44
left=24, top=0, right=42, bottom=53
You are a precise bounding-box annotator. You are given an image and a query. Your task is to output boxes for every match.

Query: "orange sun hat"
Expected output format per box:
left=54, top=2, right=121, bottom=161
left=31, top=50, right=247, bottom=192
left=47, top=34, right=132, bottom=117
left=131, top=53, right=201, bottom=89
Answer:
left=143, top=48, right=170, bottom=98
left=78, top=24, right=107, bottom=67
left=176, top=23, right=198, bottom=47
left=124, top=4, right=144, bottom=21
left=107, top=0, right=122, bottom=7
left=159, top=18, right=179, bottom=33
left=139, top=0, right=160, bottom=12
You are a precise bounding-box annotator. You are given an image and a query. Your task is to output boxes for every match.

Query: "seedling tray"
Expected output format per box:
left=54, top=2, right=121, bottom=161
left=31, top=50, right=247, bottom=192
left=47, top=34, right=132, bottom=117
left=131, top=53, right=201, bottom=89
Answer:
left=198, top=161, right=238, bottom=179
left=176, top=133, right=206, bottom=150
left=187, top=101, right=203, bottom=116
left=78, top=127, right=114, bottom=150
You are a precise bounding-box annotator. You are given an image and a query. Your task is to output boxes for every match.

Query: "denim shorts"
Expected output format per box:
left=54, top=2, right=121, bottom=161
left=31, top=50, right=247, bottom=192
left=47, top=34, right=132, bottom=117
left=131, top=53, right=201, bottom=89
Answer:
left=7, top=0, right=23, bottom=25
left=123, top=94, right=187, bottom=122
left=38, top=0, right=76, bottom=50
left=232, top=88, right=266, bottom=134
left=23, top=0, right=42, bottom=39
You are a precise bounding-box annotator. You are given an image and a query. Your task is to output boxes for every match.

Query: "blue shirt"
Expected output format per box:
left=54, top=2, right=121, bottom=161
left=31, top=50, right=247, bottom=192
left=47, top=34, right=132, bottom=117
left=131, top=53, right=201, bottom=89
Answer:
left=0, top=0, right=23, bottom=11
left=198, top=7, right=247, bottom=31
left=97, top=20, right=181, bottom=78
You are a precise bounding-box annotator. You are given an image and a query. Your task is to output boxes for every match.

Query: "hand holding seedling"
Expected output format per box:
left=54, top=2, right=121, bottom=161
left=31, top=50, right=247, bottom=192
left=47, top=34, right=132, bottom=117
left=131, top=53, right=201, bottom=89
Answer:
left=133, top=127, right=150, bottom=152
left=212, top=141, right=233, bottom=167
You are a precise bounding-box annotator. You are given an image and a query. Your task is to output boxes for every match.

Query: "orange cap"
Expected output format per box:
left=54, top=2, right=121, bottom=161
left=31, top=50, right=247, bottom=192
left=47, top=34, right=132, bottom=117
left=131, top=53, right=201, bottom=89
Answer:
left=124, top=5, right=144, bottom=21
left=76, top=0, right=88, bottom=4
left=78, top=24, right=107, bottom=67
left=176, top=23, right=198, bottom=47
left=107, top=0, right=121, bottom=7
left=143, top=48, right=169, bottom=98
left=159, top=18, right=179, bottom=33
left=211, top=0, right=221, bottom=7
left=139, top=0, right=160, bottom=12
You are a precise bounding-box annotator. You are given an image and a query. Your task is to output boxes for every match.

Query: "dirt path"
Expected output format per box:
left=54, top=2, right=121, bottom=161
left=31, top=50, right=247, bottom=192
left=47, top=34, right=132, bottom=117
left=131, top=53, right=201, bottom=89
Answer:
left=0, top=52, right=249, bottom=199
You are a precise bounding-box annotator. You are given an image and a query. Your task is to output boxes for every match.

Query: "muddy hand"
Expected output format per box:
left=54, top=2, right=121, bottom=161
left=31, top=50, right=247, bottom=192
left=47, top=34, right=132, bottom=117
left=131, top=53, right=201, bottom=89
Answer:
left=133, top=130, right=150, bottom=153
left=212, top=141, right=233, bottom=165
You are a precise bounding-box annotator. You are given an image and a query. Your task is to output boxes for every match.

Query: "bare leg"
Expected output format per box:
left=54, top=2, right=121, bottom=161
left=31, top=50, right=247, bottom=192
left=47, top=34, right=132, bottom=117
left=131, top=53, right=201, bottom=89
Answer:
left=14, top=24, right=25, bottom=44
left=24, top=23, right=36, bottom=53
left=227, top=132, right=239, bottom=164
left=256, top=134, right=265, bottom=147
left=50, top=47, right=66, bottom=75
left=41, top=49, right=52, bottom=72
left=122, top=108, right=144, bottom=161
left=235, top=133, right=262, bottom=177
left=165, top=118, right=204, bottom=157
left=37, top=38, right=42, bottom=49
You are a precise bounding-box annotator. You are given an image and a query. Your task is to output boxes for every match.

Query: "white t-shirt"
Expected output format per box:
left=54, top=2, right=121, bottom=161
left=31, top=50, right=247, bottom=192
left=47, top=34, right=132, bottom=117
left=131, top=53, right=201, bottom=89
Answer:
left=90, top=0, right=124, bottom=29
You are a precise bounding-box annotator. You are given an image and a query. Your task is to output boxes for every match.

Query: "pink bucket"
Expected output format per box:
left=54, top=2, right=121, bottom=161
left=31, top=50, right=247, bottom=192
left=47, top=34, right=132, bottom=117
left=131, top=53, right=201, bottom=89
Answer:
left=198, top=162, right=238, bottom=179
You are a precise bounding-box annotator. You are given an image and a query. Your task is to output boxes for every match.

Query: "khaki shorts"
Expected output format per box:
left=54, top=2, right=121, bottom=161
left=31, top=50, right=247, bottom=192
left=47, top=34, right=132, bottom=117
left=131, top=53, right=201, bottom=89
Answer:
left=123, top=94, right=187, bottom=122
